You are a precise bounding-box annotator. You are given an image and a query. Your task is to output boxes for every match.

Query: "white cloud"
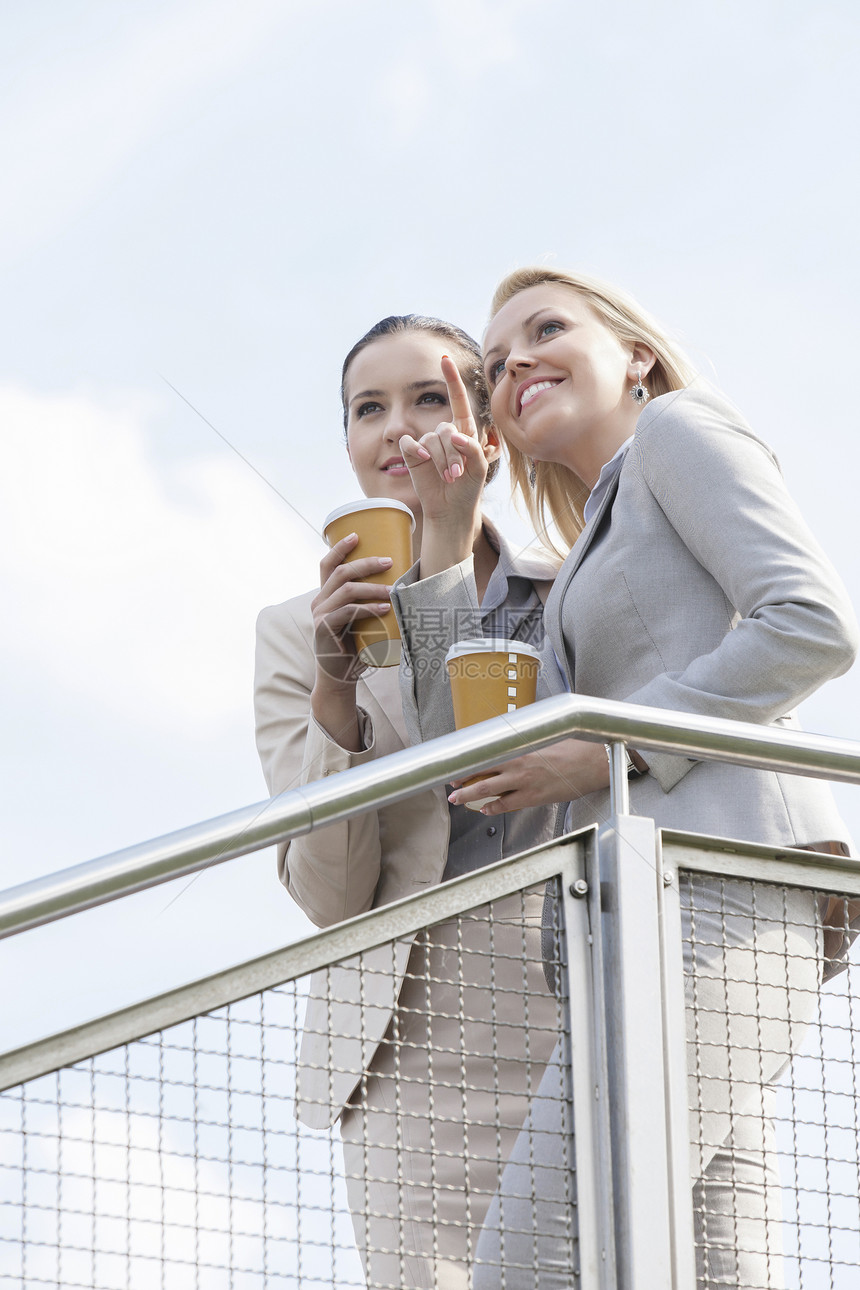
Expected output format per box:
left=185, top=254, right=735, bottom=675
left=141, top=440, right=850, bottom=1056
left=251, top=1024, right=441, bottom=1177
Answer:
left=432, top=0, right=534, bottom=74
left=376, top=0, right=534, bottom=137
left=0, top=0, right=290, bottom=261
left=379, top=56, right=433, bottom=139
left=1, top=384, right=321, bottom=734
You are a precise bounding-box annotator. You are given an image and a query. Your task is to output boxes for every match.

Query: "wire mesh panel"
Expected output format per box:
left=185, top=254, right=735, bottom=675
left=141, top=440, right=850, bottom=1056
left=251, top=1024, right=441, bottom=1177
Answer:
left=0, top=881, right=575, bottom=1290
left=681, top=874, right=860, bottom=1290
left=0, top=990, right=338, bottom=1289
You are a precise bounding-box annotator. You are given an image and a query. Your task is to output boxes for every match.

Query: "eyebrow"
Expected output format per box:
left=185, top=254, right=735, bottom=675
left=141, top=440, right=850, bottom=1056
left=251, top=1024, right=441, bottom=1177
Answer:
left=484, top=310, right=547, bottom=363
left=349, top=379, right=446, bottom=404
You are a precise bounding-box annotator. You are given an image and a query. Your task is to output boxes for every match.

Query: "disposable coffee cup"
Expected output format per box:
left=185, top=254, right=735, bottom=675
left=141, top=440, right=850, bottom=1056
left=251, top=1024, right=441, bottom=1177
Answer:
left=323, top=498, right=415, bottom=667
left=445, top=639, right=542, bottom=810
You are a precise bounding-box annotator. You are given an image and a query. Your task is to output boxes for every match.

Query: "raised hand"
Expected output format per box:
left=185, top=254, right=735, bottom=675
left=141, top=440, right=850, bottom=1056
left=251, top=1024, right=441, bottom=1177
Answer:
left=398, top=355, right=489, bottom=527
left=399, top=355, right=494, bottom=578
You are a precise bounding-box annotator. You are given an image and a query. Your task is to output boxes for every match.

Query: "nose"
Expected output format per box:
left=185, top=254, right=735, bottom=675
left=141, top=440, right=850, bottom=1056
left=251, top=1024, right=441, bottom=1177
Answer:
left=506, top=351, right=536, bottom=376
left=381, top=403, right=410, bottom=443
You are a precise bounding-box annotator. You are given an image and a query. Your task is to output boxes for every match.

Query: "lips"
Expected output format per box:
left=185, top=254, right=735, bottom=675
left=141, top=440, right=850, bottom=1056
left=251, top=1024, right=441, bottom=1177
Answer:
left=517, top=378, right=562, bottom=416
left=381, top=457, right=410, bottom=475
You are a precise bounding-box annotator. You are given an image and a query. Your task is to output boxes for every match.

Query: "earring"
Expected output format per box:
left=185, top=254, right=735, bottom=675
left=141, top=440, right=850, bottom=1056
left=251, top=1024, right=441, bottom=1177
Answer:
left=629, top=365, right=650, bottom=406
left=528, top=459, right=537, bottom=488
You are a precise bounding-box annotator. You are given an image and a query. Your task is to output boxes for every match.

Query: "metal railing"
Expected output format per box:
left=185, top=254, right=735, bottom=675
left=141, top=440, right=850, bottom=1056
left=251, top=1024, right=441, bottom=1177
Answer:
left=3, top=694, right=860, bottom=940
left=2, top=698, right=860, bottom=1289
left=0, top=842, right=586, bottom=1289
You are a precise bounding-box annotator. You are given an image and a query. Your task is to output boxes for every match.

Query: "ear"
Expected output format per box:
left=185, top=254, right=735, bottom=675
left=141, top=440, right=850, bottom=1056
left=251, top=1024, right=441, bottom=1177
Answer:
left=628, top=343, right=657, bottom=380
left=480, top=422, right=503, bottom=463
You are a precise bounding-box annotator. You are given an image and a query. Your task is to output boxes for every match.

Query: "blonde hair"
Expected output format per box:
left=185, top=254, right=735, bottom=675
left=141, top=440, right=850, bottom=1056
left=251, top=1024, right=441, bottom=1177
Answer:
left=488, top=267, right=697, bottom=554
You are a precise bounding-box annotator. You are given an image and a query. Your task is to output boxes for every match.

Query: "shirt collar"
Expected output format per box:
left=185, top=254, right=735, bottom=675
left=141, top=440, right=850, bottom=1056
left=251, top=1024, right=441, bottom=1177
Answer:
left=479, top=515, right=560, bottom=614
left=583, top=435, right=633, bottom=525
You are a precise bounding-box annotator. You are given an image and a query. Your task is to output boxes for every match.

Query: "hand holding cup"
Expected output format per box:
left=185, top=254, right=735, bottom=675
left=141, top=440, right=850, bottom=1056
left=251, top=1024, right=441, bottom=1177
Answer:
left=321, top=499, right=415, bottom=668
left=311, top=533, right=397, bottom=688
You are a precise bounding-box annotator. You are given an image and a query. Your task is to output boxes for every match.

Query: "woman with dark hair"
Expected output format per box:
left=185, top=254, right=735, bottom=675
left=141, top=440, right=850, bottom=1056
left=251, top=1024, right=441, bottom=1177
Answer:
left=396, top=270, right=858, bottom=1288
left=254, top=314, right=565, bottom=1288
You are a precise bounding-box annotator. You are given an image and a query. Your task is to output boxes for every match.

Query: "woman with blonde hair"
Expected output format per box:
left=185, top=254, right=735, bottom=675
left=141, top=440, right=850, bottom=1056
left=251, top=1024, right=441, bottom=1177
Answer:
left=396, top=267, right=858, bottom=1287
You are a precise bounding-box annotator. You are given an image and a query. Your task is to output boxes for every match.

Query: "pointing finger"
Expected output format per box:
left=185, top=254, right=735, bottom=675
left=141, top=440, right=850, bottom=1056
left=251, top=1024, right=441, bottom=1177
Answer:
left=441, top=354, right=478, bottom=439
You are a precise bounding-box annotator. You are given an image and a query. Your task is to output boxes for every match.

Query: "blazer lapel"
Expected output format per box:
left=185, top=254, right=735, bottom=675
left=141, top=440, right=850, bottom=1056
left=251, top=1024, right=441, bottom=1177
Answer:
left=359, top=662, right=408, bottom=745
left=549, top=471, right=621, bottom=685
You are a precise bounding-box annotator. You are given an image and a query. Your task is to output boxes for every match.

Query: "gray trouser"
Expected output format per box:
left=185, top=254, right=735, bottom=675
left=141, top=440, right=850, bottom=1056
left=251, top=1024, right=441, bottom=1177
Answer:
left=473, top=1040, right=577, bottom=1288
left=474, top=880, right=820, bottom=1290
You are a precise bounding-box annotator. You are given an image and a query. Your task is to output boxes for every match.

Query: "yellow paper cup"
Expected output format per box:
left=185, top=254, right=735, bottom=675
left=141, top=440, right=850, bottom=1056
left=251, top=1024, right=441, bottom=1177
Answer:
left=323, top=499, right=415, bottom=667
left=445, top=639, right=542, bottom=810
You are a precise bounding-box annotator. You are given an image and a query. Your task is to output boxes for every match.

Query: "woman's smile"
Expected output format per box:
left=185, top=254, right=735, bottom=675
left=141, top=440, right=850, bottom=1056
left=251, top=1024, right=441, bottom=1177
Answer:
left=517, top=377, right=563, bottom=415
left=380, top=456, right=410, bottom=476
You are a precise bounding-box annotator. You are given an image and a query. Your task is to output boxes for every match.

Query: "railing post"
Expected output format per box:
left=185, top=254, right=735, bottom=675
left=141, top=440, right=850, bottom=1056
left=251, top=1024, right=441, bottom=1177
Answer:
left=606, top=740, right=631, bottom=817
left=561, top=832, right=618, bottom=1288
left=655, top=836, right=698, bottom=1288
left=597, top=812, right=679, bottom=1287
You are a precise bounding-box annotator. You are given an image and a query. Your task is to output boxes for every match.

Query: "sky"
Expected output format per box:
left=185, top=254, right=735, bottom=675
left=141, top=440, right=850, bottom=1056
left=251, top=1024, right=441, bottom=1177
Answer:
left=1, top=0, right=859, bottom=1052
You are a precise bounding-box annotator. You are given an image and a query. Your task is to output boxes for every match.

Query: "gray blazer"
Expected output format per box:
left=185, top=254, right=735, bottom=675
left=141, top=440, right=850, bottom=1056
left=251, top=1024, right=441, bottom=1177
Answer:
left=549, top=382, right=859, bottom=848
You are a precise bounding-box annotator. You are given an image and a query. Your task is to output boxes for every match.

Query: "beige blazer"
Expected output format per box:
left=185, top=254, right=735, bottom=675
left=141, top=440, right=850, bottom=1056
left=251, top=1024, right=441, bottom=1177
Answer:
left=255, top=522, right=560, bottom=1129
left=548, top=381, right=859, bottom=849
left=255, top=591, right=450, bottom=1128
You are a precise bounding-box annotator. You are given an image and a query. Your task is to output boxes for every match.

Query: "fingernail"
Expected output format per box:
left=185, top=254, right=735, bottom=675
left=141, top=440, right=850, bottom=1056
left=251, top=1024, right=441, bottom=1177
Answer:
left=376, top=603, right=390, bottom=612
left=451, top=431, right=470, bottom=444
left=416, top=446, right=432, bottom=459
left=378, top=557, right=393, bottom=566
left=447, top=792, right=458, bottom=804
left=450, top=463, right=462, bottom=480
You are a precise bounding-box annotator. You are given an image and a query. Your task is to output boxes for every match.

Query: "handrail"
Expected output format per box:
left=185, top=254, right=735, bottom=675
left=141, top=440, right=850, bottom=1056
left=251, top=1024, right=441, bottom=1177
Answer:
left=3, top=694, right=860, bottom=941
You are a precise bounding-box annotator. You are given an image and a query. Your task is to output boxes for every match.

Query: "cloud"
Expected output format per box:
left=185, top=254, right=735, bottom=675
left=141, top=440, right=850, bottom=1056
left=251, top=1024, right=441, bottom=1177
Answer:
left=1, top=383, right=321, bottom=734
left=375, top=0, right=532, bottom=138
left=432, top=0, right=531, bottom=74
left=0, top=0, right=290, bottom=262
left=379, top=57, right=433, bottom=140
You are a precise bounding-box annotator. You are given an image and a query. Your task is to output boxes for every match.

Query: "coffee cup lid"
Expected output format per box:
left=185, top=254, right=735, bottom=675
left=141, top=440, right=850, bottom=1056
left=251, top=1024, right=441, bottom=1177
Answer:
left=445, top=638, right=543, bottom=665
left=323, top=498, right=416, bottom=540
